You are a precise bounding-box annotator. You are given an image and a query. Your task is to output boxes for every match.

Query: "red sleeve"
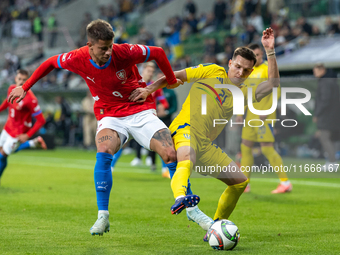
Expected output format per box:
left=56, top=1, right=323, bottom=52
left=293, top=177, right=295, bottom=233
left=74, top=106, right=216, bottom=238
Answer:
left=119, top=44, right=177, bottom=85
left=0, top=99, right=8, bottom=112
left=22, top=55, right=60, bottom=91
left=145, top=46, right=177, bottom=85
left=26, top=113, right=46, bottom=138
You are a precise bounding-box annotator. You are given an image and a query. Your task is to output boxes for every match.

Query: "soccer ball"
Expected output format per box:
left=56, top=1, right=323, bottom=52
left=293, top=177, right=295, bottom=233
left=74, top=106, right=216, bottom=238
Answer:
left=207, top=220, right=240, bottom=250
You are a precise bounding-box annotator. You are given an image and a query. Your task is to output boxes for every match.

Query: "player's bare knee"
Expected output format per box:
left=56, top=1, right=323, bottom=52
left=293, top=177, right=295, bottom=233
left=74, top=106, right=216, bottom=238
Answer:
left=97, top=144, right=114, bottom=155
left=162, top=147, right=177, bottom=164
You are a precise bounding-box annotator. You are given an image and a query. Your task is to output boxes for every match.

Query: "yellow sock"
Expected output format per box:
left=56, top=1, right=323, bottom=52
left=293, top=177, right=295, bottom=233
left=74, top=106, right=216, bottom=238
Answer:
left=171, top=160, right=192, bottom=199
left=240, top=144, right=254, bottom=179
left=214, top=179, right=249, bottom=220
left=261, top=146, right=288, bottom=182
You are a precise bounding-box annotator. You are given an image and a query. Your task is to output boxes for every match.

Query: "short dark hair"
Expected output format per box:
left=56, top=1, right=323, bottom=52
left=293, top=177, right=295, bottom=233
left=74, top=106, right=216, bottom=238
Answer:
left=16, top=69, right=29, bottom=77
left=314, top=63, right=325, bottom=69
left=247, top=43, right=261, bottom=51
left=232, top=47, right=256, bottom=67
left=86, top=19, right=114, bottom=43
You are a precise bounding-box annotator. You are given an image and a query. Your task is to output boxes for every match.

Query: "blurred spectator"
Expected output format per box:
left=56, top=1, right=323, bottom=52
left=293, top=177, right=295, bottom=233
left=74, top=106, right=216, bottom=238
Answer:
left=137, top=27, right=155, bottom=45
left=311, top=25, right=322, bottom=36
left=247, top=12, right=264, bottom=34
left=44, top=111, right=57, bottom=135
left=326, top=17, right=340, bottom=35
left=107, top=5, right=118, bottom=24
left=329, top=0, right=340, bottom=15
left=204, top=38, right=220, bottom=55
left=214, top=0, right=227, bottom=29
left=267, top=0, right=284, bottom=16
left=244, top=0, right=258, bottom=17
left=119, top=0, right=133, bottom=19
left=32, top=11, right=44, bottom=41
left=47, top=13, right=58, bottom=48
left=184, top=0, right=196, bottom=17
left=55, top=96, right=72, bottom=146
left=197, top=12, right=215, bottom=34
left=81, top=91, right=96, bottom=149
left=243, top=24, right=257, bottom=45
left=296, top=17, right=312, bottom=36
left=312, top=63, right=340, bottom=169
left=186, top=13, right=198, bottom=33
left=79, top=12, right=92, bottom=45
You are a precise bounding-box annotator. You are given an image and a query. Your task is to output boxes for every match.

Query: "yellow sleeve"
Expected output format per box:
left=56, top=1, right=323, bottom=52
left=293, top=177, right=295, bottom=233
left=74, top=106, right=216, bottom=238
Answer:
left=185, top=63, right=224, bottom=83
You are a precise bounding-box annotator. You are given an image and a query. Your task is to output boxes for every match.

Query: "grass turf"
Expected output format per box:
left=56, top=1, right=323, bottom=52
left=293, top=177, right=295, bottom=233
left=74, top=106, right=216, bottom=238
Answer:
left=0, top=148, right=339, bottom=254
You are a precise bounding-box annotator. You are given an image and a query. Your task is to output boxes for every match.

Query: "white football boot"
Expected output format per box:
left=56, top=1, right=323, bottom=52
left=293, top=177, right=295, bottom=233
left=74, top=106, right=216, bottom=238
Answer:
left=90, top=213, right=110, bottom=236
left=186, top=206, right=214, bottom=231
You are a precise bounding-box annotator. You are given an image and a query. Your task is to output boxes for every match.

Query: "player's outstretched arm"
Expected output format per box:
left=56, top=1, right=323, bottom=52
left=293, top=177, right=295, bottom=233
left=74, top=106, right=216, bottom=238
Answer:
left=0, top=99, right=9, bottom=112
left=255, top=28, right=280, bottom=101
left=8, top=56, right=60, bottom=104
left=129, top=70, right=186, bottom=102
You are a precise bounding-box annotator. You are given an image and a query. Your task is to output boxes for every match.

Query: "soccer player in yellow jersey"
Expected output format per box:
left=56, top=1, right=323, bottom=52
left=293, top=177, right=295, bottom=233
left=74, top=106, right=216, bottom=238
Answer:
left=237, top=43, right=292, bottom=194
left=130, top=28, right=279, bottom=236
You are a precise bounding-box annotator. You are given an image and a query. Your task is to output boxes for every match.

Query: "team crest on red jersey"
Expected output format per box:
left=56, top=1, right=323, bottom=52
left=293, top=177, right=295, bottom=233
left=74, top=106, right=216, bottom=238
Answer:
left=116, top=69, right=126, bottom=81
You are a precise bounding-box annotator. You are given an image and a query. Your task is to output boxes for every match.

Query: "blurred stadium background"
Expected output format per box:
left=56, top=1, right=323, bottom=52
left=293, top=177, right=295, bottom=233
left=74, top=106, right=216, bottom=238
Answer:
left=0, top=0, right=340, bottom=159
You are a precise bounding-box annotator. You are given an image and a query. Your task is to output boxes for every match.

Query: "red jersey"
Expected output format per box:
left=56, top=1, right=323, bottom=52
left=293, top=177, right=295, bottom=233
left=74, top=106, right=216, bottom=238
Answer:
left=56, top=44, right=158, bottom=120
left=1, top=85, right=42, bottom=137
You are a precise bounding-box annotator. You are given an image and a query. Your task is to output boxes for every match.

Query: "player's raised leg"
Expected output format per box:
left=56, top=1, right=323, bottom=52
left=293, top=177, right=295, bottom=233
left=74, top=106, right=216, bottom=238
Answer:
left=90, top=128, right=121, bottom=236
left=15, top=136, right=47, bottom=152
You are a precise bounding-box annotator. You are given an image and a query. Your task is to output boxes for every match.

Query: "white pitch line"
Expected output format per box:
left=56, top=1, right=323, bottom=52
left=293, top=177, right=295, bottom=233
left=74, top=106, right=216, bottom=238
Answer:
left=251, top=178, right=340, bottom=188
left=12, top=155, right=340, bottom=188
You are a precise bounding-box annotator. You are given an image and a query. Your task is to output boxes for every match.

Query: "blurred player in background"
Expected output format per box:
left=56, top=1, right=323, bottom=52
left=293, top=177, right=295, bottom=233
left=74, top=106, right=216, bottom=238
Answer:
left=130, top=28, right=279, bottom=237
left=82, top=91, right=97, bottom=149
left=0, top=69, right=47, bottom=184
left=8, top=19, right=182, bottom=236
left=236, top=43, right=292, bottom=194
left=129, top=62, right=170, bottom=172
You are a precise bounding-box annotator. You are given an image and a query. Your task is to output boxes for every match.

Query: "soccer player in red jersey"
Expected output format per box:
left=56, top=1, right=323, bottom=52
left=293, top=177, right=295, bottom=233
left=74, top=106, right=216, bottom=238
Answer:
left=8, top=19, right=183, bottom=236
left=0, top=69, right=47, bottom=183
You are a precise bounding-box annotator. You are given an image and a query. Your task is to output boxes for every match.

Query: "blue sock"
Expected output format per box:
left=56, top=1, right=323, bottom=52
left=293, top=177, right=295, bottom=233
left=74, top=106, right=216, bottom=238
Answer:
left=15, top=141, right=30, bottom=152
left=94, top=152, right=113, bottom=211
left=111, top=148, right=123, bottom=169
left=161, top=159, right=167, bottom=168
left=0, top=154, right=8, bottom=178
left=166, top=161, right=193, bottom=195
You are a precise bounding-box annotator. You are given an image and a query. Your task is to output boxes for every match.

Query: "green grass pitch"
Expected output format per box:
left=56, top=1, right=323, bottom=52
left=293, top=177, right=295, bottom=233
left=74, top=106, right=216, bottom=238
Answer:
left=0, top=148, right=339, bottom=254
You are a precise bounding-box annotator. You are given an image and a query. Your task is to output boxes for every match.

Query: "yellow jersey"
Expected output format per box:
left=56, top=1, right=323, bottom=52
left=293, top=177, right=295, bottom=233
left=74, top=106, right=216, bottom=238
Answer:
left=170, top=63, right=258, bottom=141
left=243, top=61, right=280, bottom=121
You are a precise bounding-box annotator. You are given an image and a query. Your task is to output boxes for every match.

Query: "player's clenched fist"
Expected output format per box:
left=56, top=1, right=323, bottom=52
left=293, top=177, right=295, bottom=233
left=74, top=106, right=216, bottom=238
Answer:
left=8, top=86, right=26, bottom=104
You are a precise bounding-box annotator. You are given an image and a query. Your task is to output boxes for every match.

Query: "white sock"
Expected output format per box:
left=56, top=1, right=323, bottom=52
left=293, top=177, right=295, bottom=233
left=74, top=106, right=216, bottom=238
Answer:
left=29, top=140, right=35, bottom=148
left=186, top=205, right=197, bottom=212
left=281, top=180, right=291, bottom=185
left=161, top=167, right=168, bottom=173
left=175, top=195, right=185, bottom=201
left=98, top=210, right=109, bottom=217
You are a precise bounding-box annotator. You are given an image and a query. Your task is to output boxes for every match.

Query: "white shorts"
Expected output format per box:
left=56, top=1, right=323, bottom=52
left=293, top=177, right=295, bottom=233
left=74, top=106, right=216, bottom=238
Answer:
left=0, top=130, right=19, bottom=155
left=96, top=109, right=167, bottom=150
